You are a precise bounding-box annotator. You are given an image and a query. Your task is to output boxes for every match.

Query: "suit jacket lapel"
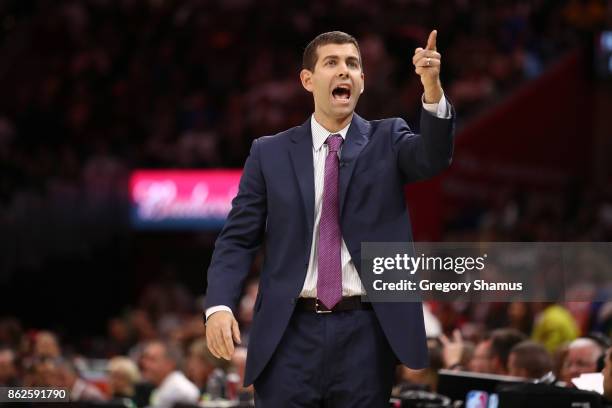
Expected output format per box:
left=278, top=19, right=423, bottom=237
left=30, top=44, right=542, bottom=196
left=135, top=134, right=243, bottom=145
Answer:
left=289, top=117, right=315, bottom=239
left=339, top=113, right=370, bottom=216
left=288, top=114, right=370, bottom=236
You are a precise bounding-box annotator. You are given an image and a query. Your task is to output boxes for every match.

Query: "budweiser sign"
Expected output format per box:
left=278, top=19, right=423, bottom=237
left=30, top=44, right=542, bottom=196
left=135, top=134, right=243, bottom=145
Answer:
left=129, top=170, right=241, bottom=229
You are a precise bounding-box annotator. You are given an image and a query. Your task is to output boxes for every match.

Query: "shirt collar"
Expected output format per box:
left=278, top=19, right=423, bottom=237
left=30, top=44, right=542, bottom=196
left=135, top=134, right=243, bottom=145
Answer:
left=311, top=114, right=351, bottom=152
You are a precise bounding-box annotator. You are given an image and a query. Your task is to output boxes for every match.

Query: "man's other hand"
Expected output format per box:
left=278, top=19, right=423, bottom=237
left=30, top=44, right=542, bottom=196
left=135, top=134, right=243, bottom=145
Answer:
left=206, top=311, right=242, bottom=360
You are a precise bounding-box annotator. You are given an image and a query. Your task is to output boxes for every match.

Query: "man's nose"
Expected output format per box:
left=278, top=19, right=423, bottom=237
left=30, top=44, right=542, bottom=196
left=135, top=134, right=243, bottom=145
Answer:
left=337, top=64, right=349, bottom=77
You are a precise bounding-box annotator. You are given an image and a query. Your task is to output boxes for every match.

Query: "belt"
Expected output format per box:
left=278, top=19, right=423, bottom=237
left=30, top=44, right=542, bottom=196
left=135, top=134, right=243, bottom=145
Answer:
left=296, top=296, right=373, bottom=314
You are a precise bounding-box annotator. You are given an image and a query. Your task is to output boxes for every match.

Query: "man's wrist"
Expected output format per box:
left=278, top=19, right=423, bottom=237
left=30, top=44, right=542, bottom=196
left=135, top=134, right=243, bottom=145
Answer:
left=204, top=305, right=233, bottom=323
left=421, top=92, right=450, bottom=119
left=423, top=85, right=443, bottom=104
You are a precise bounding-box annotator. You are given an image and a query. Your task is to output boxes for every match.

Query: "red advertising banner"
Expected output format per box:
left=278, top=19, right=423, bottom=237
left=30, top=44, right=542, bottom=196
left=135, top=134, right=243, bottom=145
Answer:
left=129, top=170, right=241, bottom=229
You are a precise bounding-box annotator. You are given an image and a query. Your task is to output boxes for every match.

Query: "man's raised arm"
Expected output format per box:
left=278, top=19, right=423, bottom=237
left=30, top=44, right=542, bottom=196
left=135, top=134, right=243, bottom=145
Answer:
left=395, top=29, right=455, bottom=183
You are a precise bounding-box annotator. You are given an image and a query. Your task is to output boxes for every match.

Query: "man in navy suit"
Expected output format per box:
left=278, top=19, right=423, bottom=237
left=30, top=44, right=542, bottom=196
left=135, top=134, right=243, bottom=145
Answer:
left=204, top=30, right=455, bottom=406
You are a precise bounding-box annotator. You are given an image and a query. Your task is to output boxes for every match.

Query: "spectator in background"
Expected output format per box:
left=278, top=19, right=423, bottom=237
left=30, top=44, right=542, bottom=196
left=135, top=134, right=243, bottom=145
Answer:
left=0, top=348, right=19, bottom=386
left=185, top=338, right=228, bottom=393
left=30, top=358, right=57, bottom=387
left=552, top=343, right=569, bottom=379
left=489, top=328, right=527, bottom=375
left=140, top=340, right=199, bottom=408
left=106, top=318, right=134, bottom=357
left=469, top=338, right=493, bottom=373
left=469, top=328, right=526, bottom=374
left=532, top=302, right=580, bottom=353
left=507, top=302, right=534, bottom=335
left=33, top=331, right=61, bottom=359
left=128, top=310, right=157, bottom=344
left=561, top=337, right=605, bottom=383
left=438, top=329, right=474, bottom=371
left=107, top=356, right=141, bottom=405
left=53, top=358, right=107, bottom=402
left=507, top=340, right=553, bottom=379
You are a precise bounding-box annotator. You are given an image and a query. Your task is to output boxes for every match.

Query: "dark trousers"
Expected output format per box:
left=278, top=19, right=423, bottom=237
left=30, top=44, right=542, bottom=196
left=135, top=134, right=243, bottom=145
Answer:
left=254, top=308, right=397, bottom=407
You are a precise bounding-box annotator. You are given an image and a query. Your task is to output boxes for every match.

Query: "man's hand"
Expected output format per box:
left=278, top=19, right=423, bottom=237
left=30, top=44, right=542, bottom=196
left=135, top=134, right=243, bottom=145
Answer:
left=413, top=29, right=443, bottom=103
left=439, top=329, right=464, bottom=369
left=205, top=310, right=241, bottom=360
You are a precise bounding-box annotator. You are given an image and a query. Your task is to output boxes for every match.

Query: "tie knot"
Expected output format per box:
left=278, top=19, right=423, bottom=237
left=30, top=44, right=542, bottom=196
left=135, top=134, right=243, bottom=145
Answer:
left=326, top=134, right=343, bottom=152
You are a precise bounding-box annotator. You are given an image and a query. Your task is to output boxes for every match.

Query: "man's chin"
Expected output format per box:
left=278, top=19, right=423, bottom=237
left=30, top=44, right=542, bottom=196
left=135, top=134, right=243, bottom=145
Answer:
left=330, top=105, right=355, bottom=117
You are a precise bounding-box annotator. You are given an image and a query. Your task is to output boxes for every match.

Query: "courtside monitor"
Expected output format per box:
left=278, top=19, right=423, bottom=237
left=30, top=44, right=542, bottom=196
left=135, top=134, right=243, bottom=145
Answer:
left=437, top=369, right=525, bottom=403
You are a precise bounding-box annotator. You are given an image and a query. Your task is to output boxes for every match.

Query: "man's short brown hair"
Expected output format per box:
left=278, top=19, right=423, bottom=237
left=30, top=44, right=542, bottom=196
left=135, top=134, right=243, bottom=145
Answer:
left=490, top=328, right=527, bottom=371
left=510, top=340, right=553, bottom=378
left=302, top=31, right=361, bottom=72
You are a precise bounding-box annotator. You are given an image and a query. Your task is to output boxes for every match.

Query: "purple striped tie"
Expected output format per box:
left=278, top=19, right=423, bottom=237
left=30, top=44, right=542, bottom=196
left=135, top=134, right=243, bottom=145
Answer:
left=317, top=134, right=344, bottom=309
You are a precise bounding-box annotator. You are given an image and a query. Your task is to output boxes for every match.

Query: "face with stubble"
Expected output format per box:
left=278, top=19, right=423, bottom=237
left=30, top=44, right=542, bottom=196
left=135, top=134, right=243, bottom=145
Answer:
left=300, top=43, right=365, bottom=130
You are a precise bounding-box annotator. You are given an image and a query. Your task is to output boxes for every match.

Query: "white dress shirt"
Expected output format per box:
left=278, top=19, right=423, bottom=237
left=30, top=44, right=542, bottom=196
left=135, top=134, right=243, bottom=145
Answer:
left=148, top=371, right=200, bottom=408
left=206, top=94, right=450, bottom=319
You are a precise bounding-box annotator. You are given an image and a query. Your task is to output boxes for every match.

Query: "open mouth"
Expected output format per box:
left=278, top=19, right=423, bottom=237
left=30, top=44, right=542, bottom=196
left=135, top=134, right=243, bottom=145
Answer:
left=331, top=84, right=351, bottom=103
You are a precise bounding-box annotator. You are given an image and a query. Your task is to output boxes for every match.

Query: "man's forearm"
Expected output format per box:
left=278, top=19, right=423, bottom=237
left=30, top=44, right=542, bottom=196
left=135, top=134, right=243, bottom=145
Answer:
left=423, top=81, right=443, bottom=104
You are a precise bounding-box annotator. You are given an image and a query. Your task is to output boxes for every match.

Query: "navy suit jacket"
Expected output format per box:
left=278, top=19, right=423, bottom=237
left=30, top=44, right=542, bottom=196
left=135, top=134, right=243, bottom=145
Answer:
left=205, top=106, right=455, bottom=386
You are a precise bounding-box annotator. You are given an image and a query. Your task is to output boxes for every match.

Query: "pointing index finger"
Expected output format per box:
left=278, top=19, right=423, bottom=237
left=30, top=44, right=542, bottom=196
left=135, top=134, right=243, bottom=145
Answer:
left=426, top=29, right=437, bottom=51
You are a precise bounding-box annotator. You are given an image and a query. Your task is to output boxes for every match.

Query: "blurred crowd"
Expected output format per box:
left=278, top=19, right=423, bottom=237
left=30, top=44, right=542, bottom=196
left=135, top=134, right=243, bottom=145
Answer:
left=444, top=182, right=612, bottom=242
left=2, top=284, right=612, bottom=406
left=0, top=276, right=259, bottom=407
left=0, top=0, right=604, bottom=207
left=3, top=241, right=612, bottom=405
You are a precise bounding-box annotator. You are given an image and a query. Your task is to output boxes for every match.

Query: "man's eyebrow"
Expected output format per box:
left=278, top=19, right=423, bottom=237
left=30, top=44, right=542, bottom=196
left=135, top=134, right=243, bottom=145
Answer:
left=322, top=55, right=361, bottom=64
left=322, top=55, right=339, bottom=61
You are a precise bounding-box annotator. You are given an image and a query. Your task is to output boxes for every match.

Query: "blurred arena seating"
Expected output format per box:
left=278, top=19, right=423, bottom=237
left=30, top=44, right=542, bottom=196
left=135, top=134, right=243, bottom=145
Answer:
left=0, top=0, right=611, bottom=407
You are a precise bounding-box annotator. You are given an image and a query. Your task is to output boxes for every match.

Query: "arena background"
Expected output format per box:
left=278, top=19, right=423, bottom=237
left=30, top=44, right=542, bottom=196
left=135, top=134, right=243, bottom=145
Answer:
left=0, top=0, right=611, bottom=405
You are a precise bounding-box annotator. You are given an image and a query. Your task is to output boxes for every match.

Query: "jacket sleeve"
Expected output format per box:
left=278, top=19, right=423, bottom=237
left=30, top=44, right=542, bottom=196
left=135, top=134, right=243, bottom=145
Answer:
left=204, top=139, right=267, bottom=313
left=393, top=103, right=456, bottom=183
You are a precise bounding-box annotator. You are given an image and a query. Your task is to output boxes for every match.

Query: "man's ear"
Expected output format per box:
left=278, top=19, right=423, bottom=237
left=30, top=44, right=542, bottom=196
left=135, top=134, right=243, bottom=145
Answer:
left=361, top=72, right=365, bottom=94
left=300, top=69, right=313, bottom=92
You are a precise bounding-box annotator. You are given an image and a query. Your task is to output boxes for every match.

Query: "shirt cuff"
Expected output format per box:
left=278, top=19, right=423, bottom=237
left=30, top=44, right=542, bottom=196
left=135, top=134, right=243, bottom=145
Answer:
left=422, top=93, right=451, bottom=119
left=205, top=305, right=233, bottom=321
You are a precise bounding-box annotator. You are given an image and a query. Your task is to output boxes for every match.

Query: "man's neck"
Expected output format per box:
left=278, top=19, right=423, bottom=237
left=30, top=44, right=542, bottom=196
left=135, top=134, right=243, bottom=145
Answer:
left=313, top=111, right=353, bottom=133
